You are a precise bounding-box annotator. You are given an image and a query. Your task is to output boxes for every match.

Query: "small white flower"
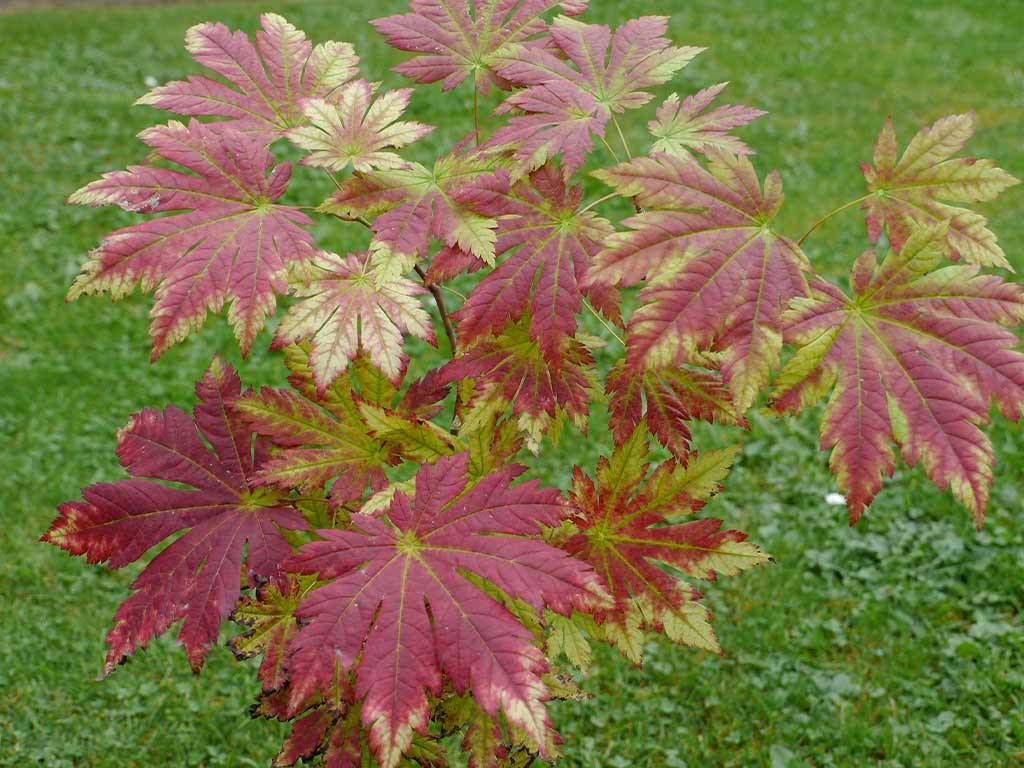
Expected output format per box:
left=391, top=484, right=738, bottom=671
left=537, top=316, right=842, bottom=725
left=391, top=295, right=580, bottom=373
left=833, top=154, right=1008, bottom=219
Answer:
left=144, top=75, right=159, bottom=88
left=825, top=492, right=846, bottom=506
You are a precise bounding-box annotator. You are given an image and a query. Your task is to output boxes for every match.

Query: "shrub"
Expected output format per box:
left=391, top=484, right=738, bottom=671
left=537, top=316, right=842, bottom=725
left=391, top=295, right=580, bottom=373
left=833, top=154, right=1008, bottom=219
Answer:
left=45, top=4, right=1021, bottom=766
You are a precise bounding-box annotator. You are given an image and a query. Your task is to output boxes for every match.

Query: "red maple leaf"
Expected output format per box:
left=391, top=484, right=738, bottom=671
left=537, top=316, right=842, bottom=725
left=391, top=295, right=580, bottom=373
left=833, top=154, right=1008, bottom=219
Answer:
left=773, top=223, right=1024, bottom=525
left=137, top=13, right=360, bottom=141
left=284, top=454, right=600, bottom=768
left=585, top=150, right=810, bottom=411
left=44, top=358, right=305, bottom=673
left=372, top=0, right=588, bottom=93
left=499, top=15, right=702, bottom=112
left=564, top=426, right=769, bottom=656
left=606, top=360, right=746, bottom=462
left=67, top=120, right=315, bottom=358
left=453, top=165, right=616, bottom=359
left=322, top=148, right=498, bottom=265
left=483, top=81, right=609, bottom=176
left=439, top=320, right=598, bottom=452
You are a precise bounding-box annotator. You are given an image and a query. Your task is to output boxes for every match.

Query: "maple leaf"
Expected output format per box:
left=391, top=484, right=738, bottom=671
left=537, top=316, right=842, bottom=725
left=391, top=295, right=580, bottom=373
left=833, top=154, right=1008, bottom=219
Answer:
left=499, top=16, right=702, bottom=113
left=372, top=0, right=588, bottom=94
left=606, top=360, right=746, bottom=461
left=230, top=574, right=316, bottom=691
left=453, top=166, right=616, bottom=359
left=274, top=251, right=436, bottom=391
left=440, top=319, right=598, bottom=452
left=563, top=426, right=769, bottom=659
left=67, top=120, right=315, bottom=357
left=585, top=150, right=810, bottom=411
left=648, top=83, right=766, bottom=158
left=236, top=349, right=394, bottom=505
left=286, top=81, right=433, bottom=173
left=284, top=454, right=601, bottom=768
left=322, top=149, right=498, bottom=266
left=862, top=113, right=1020, bottom=270
left=253, top=670, right=362, bottom=768
left=43, top=358, right=306, bottom=673
left=487, top=16, right=701, bottom=173
left=483, top=81, right=609, bottom=176
left=137, top=13, right=359, bottom=141
left=773, top=223, right=1024, bottom=526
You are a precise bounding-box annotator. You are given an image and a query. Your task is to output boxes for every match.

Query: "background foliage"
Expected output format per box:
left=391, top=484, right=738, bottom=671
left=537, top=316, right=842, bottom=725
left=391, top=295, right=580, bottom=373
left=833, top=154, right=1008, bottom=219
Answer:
left=1, top=1, right=1021, bottom=766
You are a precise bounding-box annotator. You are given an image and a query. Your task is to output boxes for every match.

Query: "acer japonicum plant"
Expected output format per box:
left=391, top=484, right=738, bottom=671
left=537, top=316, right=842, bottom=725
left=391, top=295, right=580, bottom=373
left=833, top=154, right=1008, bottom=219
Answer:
left=43, top=4, right=1023, bottom=767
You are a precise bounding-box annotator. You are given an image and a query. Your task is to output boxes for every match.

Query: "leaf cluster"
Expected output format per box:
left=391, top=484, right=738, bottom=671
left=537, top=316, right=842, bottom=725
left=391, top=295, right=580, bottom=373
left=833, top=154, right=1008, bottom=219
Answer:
left=47, top=4, right=1021, bottom=767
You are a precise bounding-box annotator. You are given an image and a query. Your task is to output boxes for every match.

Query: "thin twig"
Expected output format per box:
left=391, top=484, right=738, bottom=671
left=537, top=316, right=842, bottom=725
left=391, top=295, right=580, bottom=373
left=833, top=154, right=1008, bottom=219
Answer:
left=414, top=264, right=457, bottom=353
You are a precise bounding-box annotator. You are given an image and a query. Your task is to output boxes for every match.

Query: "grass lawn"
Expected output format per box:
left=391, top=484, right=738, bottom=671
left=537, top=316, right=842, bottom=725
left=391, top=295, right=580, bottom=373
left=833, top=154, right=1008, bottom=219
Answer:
left=1, top=1, right=1022, bottom=766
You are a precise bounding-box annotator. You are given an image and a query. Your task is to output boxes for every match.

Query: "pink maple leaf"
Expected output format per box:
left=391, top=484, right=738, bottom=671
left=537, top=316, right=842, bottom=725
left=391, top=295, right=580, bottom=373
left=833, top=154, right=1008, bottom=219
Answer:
left=372, top=0, right=588, bottom=93
left=585, top=150, right=810, bottom=411
left=453, top=165, right=616, bottom=359
left=67, top=120, right=315, bottom=358
left=322, top=148, right=497, bottom=264
left=486, top=15, right=701, bottom=173
left=284, top=454, right=600, bottom=768
left=137, top=13, right=360, bottom=141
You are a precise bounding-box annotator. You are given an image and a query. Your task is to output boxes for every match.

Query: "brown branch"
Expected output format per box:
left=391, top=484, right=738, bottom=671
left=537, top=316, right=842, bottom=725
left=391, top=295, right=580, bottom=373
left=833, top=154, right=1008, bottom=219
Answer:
left=349, top=212, right=458, bottom=352
left=414, top=264, right=457, bottom=354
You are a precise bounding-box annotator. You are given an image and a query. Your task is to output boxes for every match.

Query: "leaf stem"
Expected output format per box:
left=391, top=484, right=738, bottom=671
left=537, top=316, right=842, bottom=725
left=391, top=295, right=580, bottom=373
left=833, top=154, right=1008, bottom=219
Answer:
left=322, top=168, right=343, bottom=191
left=583, top=298, right=624, bottom=346
left=611, top=115, right=633, bottom=159
left=473, top=87, right=481, bottom=145
left=797, top=193, right=872, bottom=246
left=414, top=264, right=458, bottom=354
left=579, top=192, right=619, bottom=216
left=289, top=496, right=330, bottom=505
left=599, top=134, right=622, bottom=164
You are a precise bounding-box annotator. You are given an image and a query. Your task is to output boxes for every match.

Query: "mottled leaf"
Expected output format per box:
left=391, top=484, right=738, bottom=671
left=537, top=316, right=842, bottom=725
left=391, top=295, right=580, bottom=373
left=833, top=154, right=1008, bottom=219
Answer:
left=287, top=81, right=433, bottom=173
left=648, top=83, right=765, bottom=158
left=68, top=120, right=314, bottom=357
left=862, top=112, right=1020, bottom=269
left=231, top=575, right=316, bottom=691
left=563, top=426, right=768, bottom=659
left=440, top=319, right=598, bottom=452
left=237, top=351, right=393, bottom=504
left=773, top=223, right=1024, bottom=525
left=373, top=0, right=588, bottom=93
left=274, top=251, right=436, bottom=391
left=137, top=13, right=359, bottom=140
left=586, top=150, right=810, bottom=410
